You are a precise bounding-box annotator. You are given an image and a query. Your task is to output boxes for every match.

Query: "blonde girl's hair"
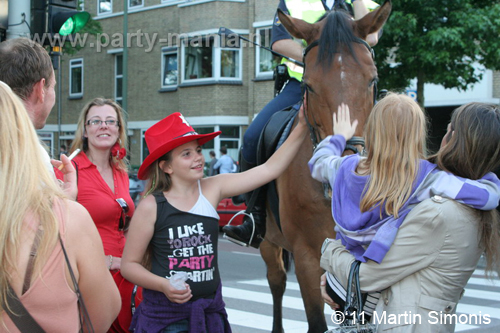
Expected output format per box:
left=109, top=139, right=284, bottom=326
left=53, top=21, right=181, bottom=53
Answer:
left=139, top=152, right=176, bottom=269
left=70, top=97, right=129, bottom=172
left=143, top=152, right=174, bottom=197
left=431, top=102, right=500, bottom=278
left=360, top=93, right=428, bottom=217
left=0, top=82, right=64, bottom=315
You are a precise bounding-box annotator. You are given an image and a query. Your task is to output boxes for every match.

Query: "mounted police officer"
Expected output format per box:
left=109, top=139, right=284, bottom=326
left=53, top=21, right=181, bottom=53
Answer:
left=223, top=0, right=381, bottom=248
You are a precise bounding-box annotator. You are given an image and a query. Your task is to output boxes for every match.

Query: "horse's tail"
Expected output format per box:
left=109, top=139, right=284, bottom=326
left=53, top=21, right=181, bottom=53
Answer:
left=283, top=249, right=293, bottom=272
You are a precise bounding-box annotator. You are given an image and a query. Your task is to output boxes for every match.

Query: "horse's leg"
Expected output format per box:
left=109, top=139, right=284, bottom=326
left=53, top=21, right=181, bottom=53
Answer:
left=260, top=238, right=286, bottom=333
left=292, top=243, right=328, bottom=333
left=278, top=151, right=331, bottom=333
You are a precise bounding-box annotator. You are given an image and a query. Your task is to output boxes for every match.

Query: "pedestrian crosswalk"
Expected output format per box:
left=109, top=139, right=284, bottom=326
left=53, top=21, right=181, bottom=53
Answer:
left=221, top=268, right=500, bottom=332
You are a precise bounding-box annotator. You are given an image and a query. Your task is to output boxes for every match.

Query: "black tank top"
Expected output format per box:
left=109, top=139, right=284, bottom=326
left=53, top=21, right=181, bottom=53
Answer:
left=150, top=192, right=220, bottom=300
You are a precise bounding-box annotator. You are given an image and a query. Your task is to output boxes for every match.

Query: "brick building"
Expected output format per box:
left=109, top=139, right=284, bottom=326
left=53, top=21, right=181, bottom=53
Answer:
left=38, top=0, right=500, bottom=167
left=41, top=0, right=279, bottom=169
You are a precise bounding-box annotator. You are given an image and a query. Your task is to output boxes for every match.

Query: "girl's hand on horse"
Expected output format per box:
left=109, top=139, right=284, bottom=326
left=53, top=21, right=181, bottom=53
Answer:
left=320, top=273, right=340, bottom=310
left=333, top=103, right=358, bottom=140
left=162, top=280, right=193, bottom=304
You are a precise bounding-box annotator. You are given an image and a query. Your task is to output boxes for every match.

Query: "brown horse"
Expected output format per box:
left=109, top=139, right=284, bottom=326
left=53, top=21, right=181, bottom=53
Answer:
left=259, top=2, right=392, bottom=332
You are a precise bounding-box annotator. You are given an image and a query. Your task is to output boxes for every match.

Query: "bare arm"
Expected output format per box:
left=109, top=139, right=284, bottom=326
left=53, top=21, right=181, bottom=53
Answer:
left=203, top=106, right=307, bottom=203
left=120, top=195, right=193, bottom=304
left=65, top=200, right=121, bottom=332
left=272, top=39, right=304, bottom=63
left=352, top=0, right=380, bottom=46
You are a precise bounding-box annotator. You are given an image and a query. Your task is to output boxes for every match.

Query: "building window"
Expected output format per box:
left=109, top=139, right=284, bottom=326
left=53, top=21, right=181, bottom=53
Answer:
left=220, top=49, right=240, bottom=78
left=115, top=54, right=123, bottom=105
left=141, top=129, right=149, bottom=163
left=69, top=58, right=83, bottom=97
left=256, top=27, right=275, bottom=76
left=218, top=126, right=240, bottom=161
left=37, top=132, right=54, bottom=158
left=162, top=48, right=178, bottom=88
left=182, top=36, right=242, bottom=82
left=129, top=0, right=143, bottom=8
left=98, top=0, right=112, bottom=15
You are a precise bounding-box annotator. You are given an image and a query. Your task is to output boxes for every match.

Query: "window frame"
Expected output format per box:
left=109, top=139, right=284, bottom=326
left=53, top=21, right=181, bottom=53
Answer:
left=161, top=47, right=179, bottom=89
left=181, top=35, right=243, bottom=84
left=115, top=54, right=123, bottom=105
left=69, top=58, right=84, bottom=98
left=129, top=0, right=144, bottom=9
left=255, top=26, right=274, bottom=77
left=98, top=0, right=113, bottom=15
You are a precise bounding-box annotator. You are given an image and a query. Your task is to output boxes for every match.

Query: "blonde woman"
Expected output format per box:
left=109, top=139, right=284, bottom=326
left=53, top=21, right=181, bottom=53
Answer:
left=60, top=98, right=139, bottom=332
left=0, top=82, right=120, bottom=331
left=309, top=94, right=500, bottom=314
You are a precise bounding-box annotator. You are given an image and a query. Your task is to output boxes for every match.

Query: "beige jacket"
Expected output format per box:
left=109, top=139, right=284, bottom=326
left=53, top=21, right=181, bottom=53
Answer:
left=320, top=197, right=485, bottom=332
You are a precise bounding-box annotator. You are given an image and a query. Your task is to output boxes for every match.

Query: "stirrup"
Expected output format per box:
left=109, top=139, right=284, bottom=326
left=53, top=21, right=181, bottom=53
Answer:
left=223, top=210, right=256, bottom=247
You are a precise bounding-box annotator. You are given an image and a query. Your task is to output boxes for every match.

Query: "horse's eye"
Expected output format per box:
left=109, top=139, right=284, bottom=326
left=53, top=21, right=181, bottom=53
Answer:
left=369, top=77, right=379, bottom=87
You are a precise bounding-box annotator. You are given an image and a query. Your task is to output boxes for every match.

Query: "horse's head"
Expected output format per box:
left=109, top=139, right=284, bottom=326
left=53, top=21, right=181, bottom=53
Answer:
left=278, top=1, right=391, bottom=152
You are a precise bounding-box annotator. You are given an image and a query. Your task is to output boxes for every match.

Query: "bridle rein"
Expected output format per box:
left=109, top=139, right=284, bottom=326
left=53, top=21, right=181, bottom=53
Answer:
left=301, top=36, right=376, bottom=155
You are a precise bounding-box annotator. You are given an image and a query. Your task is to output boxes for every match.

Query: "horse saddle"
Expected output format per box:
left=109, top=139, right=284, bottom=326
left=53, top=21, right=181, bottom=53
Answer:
left=254, top=103, right=299, bottom=231
left=256, top=104, right=299, bottom=165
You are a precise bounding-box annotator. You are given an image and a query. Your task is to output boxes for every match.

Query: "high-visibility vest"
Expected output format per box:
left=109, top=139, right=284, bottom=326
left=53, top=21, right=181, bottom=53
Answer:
left=281, top=0, right=378, bottom=82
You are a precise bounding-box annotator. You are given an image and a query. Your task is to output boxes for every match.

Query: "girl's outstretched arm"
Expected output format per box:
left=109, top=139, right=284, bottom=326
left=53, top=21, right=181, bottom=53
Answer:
left=204, top=104, right=308, bottom=202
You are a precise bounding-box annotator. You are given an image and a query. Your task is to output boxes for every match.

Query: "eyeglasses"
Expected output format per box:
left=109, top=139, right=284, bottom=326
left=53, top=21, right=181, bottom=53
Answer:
left=116, top=198, right=131, bottom=231
left=86, top=119, right=120, bottom=127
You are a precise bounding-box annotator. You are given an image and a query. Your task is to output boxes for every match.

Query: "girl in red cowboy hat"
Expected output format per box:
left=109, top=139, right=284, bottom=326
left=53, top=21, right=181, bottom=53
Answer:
left=121, top=109, right=307, bottom=332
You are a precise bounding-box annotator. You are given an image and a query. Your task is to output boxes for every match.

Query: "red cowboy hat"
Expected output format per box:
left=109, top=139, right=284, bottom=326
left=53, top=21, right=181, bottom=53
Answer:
left=138, top=112, right=221, bottom=180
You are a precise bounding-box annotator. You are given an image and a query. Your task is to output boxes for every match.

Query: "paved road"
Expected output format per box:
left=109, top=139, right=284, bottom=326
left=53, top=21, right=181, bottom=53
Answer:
left=218, top=234, right=500, bottom=332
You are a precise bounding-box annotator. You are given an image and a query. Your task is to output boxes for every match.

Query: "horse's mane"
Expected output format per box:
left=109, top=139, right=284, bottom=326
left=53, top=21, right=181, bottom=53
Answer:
left=316, top=9, right=359, bottom=68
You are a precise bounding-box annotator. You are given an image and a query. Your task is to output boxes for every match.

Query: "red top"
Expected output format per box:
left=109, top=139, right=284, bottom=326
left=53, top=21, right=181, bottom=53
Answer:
left=56, top=152, right=134, bottom=257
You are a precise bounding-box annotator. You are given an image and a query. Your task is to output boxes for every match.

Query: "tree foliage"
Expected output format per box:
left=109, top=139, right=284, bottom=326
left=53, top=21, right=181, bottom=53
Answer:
left=62, top=17, right=102, bottom=55
left=374, top=0, right=500, bottom=105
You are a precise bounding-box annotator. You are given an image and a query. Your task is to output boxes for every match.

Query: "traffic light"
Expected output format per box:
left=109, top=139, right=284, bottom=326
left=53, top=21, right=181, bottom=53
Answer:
left=31, top=0, right=90, bottom=42
left=49, top=0, right=90, bottom=36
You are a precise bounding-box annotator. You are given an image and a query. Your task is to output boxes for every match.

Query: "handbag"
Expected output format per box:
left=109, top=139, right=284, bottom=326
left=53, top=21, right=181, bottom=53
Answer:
left=326, top=261, right=377, bottom=333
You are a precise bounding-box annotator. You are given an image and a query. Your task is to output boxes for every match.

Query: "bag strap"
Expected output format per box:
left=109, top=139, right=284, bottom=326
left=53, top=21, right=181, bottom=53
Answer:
left=343, top=260, right=364, bottom=325
left=22, top=227, right=44, bottom=294
left=4, top=284, right=46, bottom=333
left=59, top=235, right=95, bottom=333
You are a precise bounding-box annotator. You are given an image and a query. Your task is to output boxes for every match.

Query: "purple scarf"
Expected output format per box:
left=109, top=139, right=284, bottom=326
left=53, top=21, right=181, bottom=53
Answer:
left=130, top=283, right=231, bottom=333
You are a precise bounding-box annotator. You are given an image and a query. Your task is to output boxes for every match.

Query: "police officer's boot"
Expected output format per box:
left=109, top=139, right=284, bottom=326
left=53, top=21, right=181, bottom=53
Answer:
left=223, top=189, right=267, bottom=248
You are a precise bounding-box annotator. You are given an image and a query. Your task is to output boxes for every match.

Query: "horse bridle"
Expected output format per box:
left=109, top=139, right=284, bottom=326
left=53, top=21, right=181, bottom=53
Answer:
left=302, top=37, right=376, bottom=155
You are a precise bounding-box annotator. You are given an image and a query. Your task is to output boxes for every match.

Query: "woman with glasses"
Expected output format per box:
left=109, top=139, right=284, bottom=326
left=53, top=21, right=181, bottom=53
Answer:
left=57, top=97, right=140, bottom=333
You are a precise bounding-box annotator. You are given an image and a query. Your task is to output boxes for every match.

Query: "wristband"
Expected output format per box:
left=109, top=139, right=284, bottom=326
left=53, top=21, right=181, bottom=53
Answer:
left=108, top=255, right=113, bottom=270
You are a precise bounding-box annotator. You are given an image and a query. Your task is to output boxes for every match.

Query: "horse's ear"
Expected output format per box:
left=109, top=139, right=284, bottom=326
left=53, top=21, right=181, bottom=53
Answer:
left=354, top=0, right=392, bottom=39
left=277, top=8, right=318, bottom=44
